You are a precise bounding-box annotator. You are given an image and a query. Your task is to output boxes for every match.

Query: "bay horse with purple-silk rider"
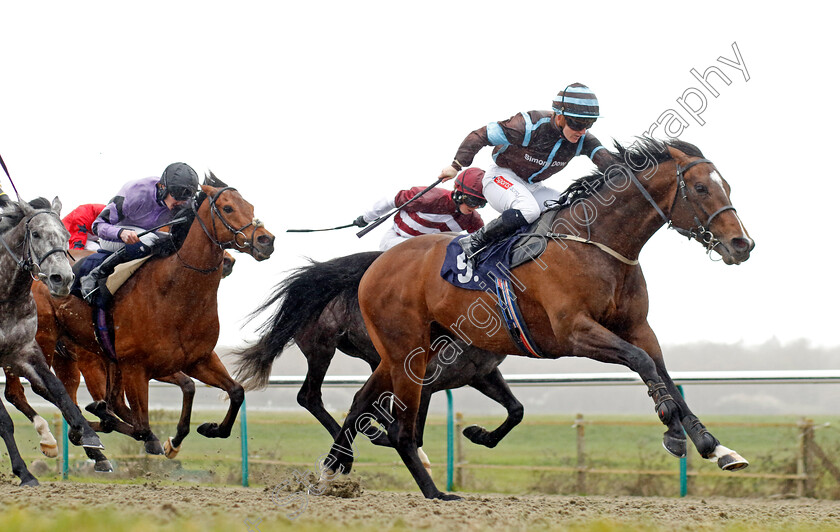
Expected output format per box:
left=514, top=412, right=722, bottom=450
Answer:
left=30, top=174, right=275, bottom=455
left=324, top=138, right=755, bottom=500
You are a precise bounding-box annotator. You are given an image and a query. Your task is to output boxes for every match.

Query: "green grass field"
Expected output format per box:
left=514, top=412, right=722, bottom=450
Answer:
left=6, top=408, right=840, bottom=500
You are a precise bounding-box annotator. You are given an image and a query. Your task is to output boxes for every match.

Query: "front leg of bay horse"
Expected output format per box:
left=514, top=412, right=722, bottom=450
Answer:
left=629, top=324, right=748, bottom=470
left=155, top=372, right=195, bottom=458
left=186, top=352, right=243, bottom=439
left=567, top=318, right=685, bottom=459
left=3, top=370, right=58, bottom=458
left=14, top=344, right=103, bottom=451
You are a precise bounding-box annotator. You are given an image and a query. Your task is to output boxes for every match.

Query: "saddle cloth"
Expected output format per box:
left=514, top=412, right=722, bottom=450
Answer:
left=440, top=210, right=558, bottom=291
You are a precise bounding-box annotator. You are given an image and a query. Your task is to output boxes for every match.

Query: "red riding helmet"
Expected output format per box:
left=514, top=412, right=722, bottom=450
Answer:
left=453, top=168, right=486, bottom=207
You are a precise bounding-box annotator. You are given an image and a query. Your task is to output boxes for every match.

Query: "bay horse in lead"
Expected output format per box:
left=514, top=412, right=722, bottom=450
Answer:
left=0, top=198, right=103, bottom=485
left=324, top=139, right=755, bottom=499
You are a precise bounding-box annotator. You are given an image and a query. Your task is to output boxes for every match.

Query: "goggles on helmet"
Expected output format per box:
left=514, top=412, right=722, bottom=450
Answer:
left=461, top=194, right=486, bottom=208
left=168, top=186, right=194, bottom=201
left=565, top=116, right=596, bottom=132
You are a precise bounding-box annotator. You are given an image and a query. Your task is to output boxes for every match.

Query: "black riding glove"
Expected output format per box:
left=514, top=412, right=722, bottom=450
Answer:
left=353, top=215, right=368, bottom=228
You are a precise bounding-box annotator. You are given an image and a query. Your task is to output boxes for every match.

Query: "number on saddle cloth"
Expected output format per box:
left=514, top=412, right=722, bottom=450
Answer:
left=440, top=211, right=555, bottom=292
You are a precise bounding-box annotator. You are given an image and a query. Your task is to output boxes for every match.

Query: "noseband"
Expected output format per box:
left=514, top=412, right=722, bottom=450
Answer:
left=630, top=157, right=736, bottom=255
left=194, top=186, right=264, bottom=251
left=178, top=187, right=264, bottom=274
left=0, top=210, right=69, bottom=280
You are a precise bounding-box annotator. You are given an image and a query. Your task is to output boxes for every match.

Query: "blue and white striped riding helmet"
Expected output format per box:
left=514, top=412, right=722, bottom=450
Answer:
left=552, top=83, right=601, bottom=119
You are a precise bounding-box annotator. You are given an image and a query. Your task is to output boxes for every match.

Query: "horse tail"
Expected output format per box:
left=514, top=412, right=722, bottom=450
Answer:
left=233, top=250, right=383, bottom=390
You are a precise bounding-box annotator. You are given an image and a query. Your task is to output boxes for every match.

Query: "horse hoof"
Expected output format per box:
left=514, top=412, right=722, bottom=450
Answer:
left=40, top=442, right=59, bottom=459
left=662, top=436, right=687, bottom=458
left=197, top=422, right=218, bottom=438
left=434, top=492, right=462, bottom=501
left=463, top=425, right=493, bottom=447
left=80, top=434, right=105, bottom=450
left=94, top=460, right=114, bottom=473
left=164, top=437, right=181, bottom=459
left=144, top=439, right=165, bottom=455
left=368, top=430, right=392, bottom=447
left=718, top=452, right=749, bottom=471
left=85, top=400, right=106, bottom=416
left=20, top=477, right=40, bottom=487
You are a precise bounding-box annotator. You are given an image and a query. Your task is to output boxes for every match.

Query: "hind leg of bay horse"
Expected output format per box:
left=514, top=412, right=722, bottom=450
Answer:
left=186, top=352, right=243, bottom=439
left=327, top=325, right=458, bottom=500
left=0, top=397, right=39, bottom=486
left=3, top=370, right=58, bottom=458
left=629, top=324, right=748, bottom=470
left=13, top=344, right=103, bottom=450
left=156, top=372, right=195, bottom=458
left=458, top=368, right=525, bottom=448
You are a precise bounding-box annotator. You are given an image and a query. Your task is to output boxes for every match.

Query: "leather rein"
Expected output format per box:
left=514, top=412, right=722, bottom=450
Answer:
left=176, top=186, right=264, bottom=273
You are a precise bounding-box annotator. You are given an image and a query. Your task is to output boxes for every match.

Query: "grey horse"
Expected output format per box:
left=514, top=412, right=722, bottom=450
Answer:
left=0, top=197, right=104, bottom=486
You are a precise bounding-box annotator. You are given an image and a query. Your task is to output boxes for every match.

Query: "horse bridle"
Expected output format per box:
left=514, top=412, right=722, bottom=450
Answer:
left=0, top=210, right=70, bottom=280
left=630, top=157, right=737, bottom=255
left=177, top=186, right=264, bottom=273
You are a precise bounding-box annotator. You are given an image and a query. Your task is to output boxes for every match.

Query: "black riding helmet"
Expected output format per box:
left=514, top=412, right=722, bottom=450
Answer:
left=157, top=162, right=199, bottom=202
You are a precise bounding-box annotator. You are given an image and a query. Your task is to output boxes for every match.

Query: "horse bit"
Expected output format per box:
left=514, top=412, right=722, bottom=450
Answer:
left=0, top=210, right=70, bottom=281
left=630, top=157, right=737, bottom=258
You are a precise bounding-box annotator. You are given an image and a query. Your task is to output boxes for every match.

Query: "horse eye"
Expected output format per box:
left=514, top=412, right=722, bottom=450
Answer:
left=694, top=183, right=708, bottom=194
left=223, top=205, right=234, bottom=214
left=32, top=231, right=40, bottom=239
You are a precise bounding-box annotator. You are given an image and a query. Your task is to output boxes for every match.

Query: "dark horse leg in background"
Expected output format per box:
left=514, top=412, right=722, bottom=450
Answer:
left=0, top=396, right=39, bottom=486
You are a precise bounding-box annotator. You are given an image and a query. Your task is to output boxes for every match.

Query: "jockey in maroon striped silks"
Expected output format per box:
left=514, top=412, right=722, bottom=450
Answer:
left=353, top=168, right=487, bottom=251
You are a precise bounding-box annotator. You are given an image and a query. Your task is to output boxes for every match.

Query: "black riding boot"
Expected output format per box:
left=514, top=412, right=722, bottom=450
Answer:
left=458, top=209, right=528, bottom=261
left=79, top=248, right=131, bottom=302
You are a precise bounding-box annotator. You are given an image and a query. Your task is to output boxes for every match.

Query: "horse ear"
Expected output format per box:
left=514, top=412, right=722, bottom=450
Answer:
left=667, top=145, right=691, bottom=166
left=203, top=171, right=229, bottom=188
left=51, top=196, right=62, bottom=217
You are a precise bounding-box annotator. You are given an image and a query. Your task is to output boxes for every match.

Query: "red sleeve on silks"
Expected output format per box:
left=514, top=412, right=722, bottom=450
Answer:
left=62, top=203, right=106, bottom=249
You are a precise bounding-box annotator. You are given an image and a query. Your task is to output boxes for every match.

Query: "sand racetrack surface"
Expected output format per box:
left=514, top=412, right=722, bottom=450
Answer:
left=3, top=479, right=840, bottom=531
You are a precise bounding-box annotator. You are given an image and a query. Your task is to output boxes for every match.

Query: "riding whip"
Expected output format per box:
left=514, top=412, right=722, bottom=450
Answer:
left=0, top=153, right=24, bottom=202
left=356, top=177, right=444, bottom=238
left=286, top=222, right=356, bottom=233
left=135, top=216, right=190, bottom=237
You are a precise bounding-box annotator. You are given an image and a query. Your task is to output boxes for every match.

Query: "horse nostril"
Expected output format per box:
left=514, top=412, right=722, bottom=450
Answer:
left=49, top=274, right=63, bottom=285
left=258, top=235, right=273, bottom=246
left=732, top=237, right=752, bottom=252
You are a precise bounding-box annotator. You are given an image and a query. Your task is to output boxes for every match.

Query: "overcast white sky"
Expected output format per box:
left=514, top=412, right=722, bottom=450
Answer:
left=2, top=2, right=838, bottom=351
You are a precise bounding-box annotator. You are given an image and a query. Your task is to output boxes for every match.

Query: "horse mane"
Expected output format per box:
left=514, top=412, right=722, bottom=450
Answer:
left=0, top=199, right=40, bottom=234
left=562, top=138, right=706, bottom=203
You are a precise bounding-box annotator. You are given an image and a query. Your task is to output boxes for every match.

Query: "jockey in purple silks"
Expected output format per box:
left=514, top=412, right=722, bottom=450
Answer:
left=79, top=162, right=199, bottom=302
